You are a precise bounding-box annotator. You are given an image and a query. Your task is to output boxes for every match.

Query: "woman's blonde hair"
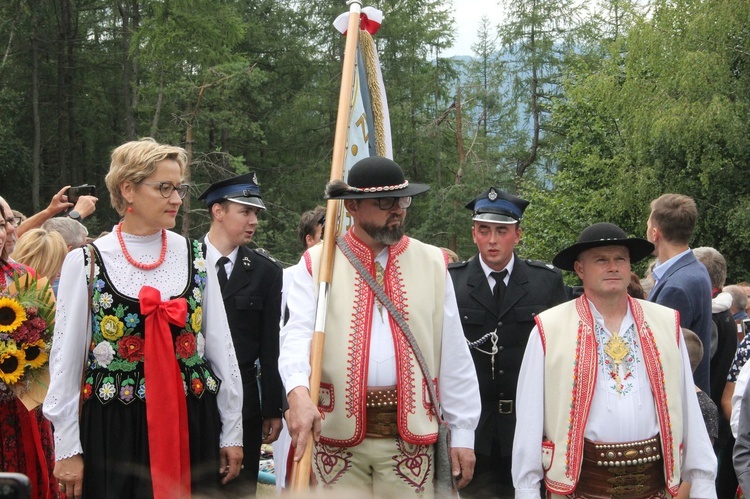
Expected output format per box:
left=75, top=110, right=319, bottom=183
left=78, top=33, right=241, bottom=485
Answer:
left=105, top=138, right=187, bottom=215
left=10, top=228, right=68, bottom=279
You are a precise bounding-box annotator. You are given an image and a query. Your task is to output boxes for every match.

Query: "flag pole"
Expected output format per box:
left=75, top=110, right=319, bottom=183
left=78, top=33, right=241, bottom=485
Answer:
left=291, top=0, right=362, bottom=491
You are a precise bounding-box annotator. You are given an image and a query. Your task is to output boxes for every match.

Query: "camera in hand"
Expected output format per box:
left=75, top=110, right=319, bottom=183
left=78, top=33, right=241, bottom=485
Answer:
left=66, top=184, right=97, bottom=204
left=0, top=473, right=30, bottom=499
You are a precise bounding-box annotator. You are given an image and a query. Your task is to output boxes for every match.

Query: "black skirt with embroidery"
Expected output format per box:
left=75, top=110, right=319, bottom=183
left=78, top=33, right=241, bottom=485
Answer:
left=80, top=390, right=222, bottom=498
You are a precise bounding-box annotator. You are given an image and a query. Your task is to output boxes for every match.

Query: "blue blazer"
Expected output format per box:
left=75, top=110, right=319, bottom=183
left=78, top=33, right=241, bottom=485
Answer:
left=648, top=251, right=713, bottom=393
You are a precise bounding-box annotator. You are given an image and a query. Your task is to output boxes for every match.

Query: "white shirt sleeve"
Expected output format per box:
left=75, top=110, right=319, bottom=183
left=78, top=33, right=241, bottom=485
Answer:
left=512, top=326, right=546, bottom=498
left=43, top=248, right=90, bottom=460
left=278, top=256, right=315, bottom=394
left=438, top=273, right=480, bottom=449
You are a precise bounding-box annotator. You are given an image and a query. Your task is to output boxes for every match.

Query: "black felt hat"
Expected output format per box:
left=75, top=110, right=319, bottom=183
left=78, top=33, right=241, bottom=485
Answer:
left=325, top=156, right=430, bottom=199
left=198, top=172, right=265, bottom=210
left=552, top=222, right=654, bottom=271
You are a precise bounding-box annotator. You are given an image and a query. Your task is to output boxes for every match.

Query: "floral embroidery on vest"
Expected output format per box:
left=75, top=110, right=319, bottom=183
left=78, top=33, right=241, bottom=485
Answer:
left=82, top=240, right=221, bottom=405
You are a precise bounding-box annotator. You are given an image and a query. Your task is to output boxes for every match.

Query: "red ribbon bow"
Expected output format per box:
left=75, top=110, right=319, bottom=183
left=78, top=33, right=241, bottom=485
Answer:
left=140, top=286, right=191, bottom=499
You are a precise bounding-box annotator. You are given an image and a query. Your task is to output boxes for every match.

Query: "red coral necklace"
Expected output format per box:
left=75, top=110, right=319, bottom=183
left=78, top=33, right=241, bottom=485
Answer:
left=116, top=222, right=168, bottom=270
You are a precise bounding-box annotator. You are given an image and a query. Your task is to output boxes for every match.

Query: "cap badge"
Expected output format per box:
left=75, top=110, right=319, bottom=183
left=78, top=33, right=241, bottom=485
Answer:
left=252, top=172, right=260, bottom=186
left=488, top=188, right=498, bottom=201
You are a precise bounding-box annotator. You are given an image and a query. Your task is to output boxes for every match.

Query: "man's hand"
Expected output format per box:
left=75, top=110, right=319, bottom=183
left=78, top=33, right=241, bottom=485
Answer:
left=450, top=447, right=475, bottom=490
left=287, top=386, right=321, bottom=461
left=219, top=445, right=243, bottom=484
left=262, top=417, right=283, bottom=444
left=54, top=454, right=84, bottom=499
left=72, top=195, right=98, bottom=219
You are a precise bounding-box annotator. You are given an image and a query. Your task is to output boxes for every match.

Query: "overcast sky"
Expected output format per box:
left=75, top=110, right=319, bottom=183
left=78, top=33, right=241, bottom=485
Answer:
left=444, top=0, right=505, bottom=57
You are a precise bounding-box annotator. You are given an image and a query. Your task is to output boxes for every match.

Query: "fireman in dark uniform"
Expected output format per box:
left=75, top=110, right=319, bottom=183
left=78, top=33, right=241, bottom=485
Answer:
left=199, top=173, right=284, bottom=496
left=449, top=187, right=566, bottom=498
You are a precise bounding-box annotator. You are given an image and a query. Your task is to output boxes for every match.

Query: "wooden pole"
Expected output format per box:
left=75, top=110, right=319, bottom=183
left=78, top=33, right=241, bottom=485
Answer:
left=290, top=0, right=362, bottom=491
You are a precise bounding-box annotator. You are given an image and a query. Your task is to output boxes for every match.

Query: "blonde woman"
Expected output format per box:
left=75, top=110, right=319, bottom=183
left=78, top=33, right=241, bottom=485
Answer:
left=44, top=138, right=243, bottom=499
left=11, top=228, right=67, bottom=281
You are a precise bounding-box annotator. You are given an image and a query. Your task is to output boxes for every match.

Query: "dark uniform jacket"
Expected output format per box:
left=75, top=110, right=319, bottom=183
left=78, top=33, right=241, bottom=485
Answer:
left=207, top=242, right=285, bottom=420
left=449, top=254, right=566, bottom=457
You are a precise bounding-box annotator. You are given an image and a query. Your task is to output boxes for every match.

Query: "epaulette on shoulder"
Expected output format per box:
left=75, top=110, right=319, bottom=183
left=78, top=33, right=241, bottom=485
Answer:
left=253, top=248, right=282, bottom=268
left=448, top=260, right=469, bottom=270
left=525, top=259, right=558, bottom=272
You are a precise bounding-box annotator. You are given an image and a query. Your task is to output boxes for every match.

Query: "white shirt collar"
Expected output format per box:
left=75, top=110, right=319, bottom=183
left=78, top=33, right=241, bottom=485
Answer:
left=478, top=253, right=515, bottom=285
left=204, top=235, right=240, bottom=272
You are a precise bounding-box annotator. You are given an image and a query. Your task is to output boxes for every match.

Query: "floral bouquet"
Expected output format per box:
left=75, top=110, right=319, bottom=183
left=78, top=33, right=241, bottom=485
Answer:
left=0, top=272, right=55, bottom=409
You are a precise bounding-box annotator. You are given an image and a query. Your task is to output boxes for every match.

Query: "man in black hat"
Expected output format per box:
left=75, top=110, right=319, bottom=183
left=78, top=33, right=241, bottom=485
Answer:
left=448, top=187, right=566, bottom=498
left=512, top=223, right=716, bottom=498
left=279, top=156, right=480, bottom=495
left=199, top=172, right=284, bottom=496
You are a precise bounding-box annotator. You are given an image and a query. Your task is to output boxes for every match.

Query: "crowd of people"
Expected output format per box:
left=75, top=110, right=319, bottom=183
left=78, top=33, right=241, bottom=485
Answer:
left=1, top=138, right=748, bottom=499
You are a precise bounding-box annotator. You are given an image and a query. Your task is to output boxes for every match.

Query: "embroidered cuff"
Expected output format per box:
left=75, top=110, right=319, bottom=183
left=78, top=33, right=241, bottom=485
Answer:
left=219, top=411, right=243, bottom=448
left=52, top=416, right=83, bottom=462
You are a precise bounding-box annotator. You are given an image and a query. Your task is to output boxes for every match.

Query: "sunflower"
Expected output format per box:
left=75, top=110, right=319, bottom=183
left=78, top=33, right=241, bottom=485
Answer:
left=23, top=339, right=48, bottom=369
left=0, top=297, right=26, bottom=333
left=0, top=348, right=26, bottom=385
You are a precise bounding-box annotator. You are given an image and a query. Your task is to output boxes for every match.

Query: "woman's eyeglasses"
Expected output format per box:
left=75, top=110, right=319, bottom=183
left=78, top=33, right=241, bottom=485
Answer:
left=375, top=197, right=412, bottom=210
left=141, top=181, right=190, bottom=199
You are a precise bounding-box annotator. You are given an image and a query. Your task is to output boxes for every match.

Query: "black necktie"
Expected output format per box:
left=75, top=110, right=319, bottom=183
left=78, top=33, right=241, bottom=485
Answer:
left=216, top=256, right=230, bottom=290
left=491, top=270, right=508, bottom=311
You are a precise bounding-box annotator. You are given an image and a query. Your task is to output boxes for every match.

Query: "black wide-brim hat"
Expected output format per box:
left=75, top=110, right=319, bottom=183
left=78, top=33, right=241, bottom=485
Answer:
left=552, top=222, right=654, bottom=271
left=325, top=156, right=430, bottom=199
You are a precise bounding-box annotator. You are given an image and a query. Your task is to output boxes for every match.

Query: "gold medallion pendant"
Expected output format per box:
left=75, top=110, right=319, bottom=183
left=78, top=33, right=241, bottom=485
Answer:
left=604, top=333, right=631, bottom=394
left=604, top=334, right=629, bottom=364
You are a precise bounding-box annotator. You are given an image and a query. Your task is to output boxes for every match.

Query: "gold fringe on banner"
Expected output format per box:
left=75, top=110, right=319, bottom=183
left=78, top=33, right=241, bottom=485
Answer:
left=359, top=29, right=387, bottom=158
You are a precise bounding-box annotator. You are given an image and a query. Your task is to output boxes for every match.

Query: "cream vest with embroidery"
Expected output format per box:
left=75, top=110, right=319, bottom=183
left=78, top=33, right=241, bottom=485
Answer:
left=534, top=296, right=683, bottom=495
left=306, top=231, right=446, bottom=446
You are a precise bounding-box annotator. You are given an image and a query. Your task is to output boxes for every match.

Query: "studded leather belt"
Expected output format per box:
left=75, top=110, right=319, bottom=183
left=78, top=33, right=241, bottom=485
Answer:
left=578, top=435, right=666, bottom=498
left=366, top=386, right=397, bottom=408
left=365, top=386, right=398, bottom=438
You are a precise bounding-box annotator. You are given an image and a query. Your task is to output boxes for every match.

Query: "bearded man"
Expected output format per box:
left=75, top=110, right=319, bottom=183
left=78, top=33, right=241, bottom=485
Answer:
left=279, top=156, right=480, bottom=496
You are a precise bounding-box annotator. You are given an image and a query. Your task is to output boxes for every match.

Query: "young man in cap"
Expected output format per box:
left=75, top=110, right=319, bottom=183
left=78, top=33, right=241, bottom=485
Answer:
left=448, top=187, right=566, bottom=498
left=647, top=194, right=713, bottom=395
left=199, top=173, right=284, bottom=496
left=512, top=223, right=716, bottom=498
left=280, top=156, right=480, bottom=495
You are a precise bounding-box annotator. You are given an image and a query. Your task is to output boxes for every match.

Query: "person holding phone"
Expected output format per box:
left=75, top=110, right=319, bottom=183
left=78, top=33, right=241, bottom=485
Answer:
left=13, top=185, right=98, bottom=240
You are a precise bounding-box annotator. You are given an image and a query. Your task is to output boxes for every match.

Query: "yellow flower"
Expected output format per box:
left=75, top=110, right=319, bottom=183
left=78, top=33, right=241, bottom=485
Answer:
left=190, top=306, right=203, bottom=332
left=0, top=297, right=26, bottom=333
left=0, top=348, right=26, bottom=385
left=23, top=340, right=48, bottom=369
left=100, top=315, right=125, bottom=341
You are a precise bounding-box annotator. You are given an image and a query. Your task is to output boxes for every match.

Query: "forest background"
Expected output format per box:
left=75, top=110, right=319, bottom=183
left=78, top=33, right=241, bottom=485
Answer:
left=1, top=0, right=748, bottom=282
